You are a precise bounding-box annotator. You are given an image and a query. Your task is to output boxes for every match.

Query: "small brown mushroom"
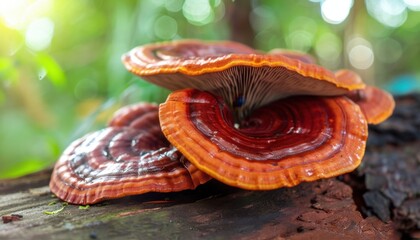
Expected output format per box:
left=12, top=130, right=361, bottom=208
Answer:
left=159, top=89, right=368, bottom=190
left=49, top=103, right=211, bottom=205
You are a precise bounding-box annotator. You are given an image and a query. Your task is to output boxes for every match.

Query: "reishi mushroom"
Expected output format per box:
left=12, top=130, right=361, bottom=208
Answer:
left=49, top=103, right=211, bottom=205
left=159, top=88, right=368, bottom=190
left=50, top=39, right=395, bottom=204
left=345, top=86, right=395, bottom=124
left=122, top=39, right=366, bottom=119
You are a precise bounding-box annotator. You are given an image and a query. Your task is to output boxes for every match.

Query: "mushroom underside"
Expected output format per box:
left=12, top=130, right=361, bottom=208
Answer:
left=141, top=66, right=353, bottom=119
left=123, top=39, right=368, bottom=119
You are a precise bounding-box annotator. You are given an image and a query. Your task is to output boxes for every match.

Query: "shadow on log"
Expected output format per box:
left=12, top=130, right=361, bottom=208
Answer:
left=346, top=93, right=420, bottom=239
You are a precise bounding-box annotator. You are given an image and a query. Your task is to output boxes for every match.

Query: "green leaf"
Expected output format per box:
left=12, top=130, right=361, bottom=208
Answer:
left=78, top=205, right=90, bottom=210
left=0, top=158, right=48, bottom=179
left=35, top=53, right=67, bottom=87
left=44, top=202, right=68, bottom=215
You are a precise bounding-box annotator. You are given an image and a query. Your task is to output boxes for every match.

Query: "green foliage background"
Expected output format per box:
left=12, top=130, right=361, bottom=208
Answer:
left=1, top=0, right=420, bottom=178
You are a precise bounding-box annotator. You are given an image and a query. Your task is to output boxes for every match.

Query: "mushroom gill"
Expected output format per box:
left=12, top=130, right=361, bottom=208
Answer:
left=122, top=39, right=366, bottom=119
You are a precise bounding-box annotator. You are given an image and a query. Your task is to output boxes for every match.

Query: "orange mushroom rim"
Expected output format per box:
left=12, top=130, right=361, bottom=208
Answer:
left=159, top=88, right=368, bottom=190
left=49, top=39, right=395, bottom=204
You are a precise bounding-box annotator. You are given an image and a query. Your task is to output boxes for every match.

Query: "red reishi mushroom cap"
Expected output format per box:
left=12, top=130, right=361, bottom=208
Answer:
left=49, top=103, right=211, bottom=205
left=346, top=86, right=395, bottom=124
left=268, top=49, right=317, bottom=64
left=50, top=39, right=395, bottom=204
left=122, top=39, right=366, bottom=118
left=159, top=89, right=368, bottom=190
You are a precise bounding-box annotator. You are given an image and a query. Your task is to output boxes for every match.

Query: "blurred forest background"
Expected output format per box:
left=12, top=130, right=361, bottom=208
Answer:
left=1, top=0, right=420, bottom=179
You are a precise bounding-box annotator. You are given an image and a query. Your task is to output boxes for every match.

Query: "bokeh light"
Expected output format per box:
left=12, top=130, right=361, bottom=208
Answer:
left=315, top=32, right=342, bottom=68
left=375, top=38, right=403, bottom=64
left=165, top=0, right=183, bottom=12
left=154, top=15, right=178, bottom=39
left=404, top=0, right=420, bottom=10
left=285, top=17, right=317, bottom=52
left=366, top=0, right=408, bottom=27
left=182, top=0, right=214, bottom=26
left=321, top=0, right=353, bottom=24
left=0, top=0, right=52, bottom=30
left=347, top=37, right=374, bottom=70
left=286, top=31, right=313, bottom=52
left=0, top=0, right=30, bottom=29
left=25, top=17, right=54, bottom=51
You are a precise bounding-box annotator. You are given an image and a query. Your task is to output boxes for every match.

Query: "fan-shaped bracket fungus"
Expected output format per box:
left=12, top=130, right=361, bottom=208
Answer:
left=159, top=88, right=369, bottom=190
left=122, top=39, right=367, bottom=119
left=49, top=103, right=211, bottom=205
left=50, top=39, right=395, bottom=204
left=122, top=39, right=394, bottom=190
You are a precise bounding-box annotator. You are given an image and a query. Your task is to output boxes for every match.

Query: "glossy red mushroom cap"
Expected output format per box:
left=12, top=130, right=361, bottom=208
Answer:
left=159, top=89, right=368, bottom=190
left=50, top=39, right=395, bottom=204
left=346, top=86, right=395, bottom=124
left=49, top=103, right=211, bottom=205
left=122, top=40, right=366, bottom=118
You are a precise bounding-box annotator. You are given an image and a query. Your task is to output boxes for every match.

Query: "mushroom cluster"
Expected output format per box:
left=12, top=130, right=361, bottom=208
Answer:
left=50, top=40, right=395, bottom=205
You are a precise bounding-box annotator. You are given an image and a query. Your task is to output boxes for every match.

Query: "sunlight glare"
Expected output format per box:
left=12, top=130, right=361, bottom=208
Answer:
left=0, top=0, right=30, bottom=29
left=0, top=0, right=52, bottom=30
left=404, top=0, right=420, bottom=11
left=25, top=17, right=54, bottom=51
left=366, top=0, right=407, bottom=27
left=321, top=0, right=353, bottom=24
